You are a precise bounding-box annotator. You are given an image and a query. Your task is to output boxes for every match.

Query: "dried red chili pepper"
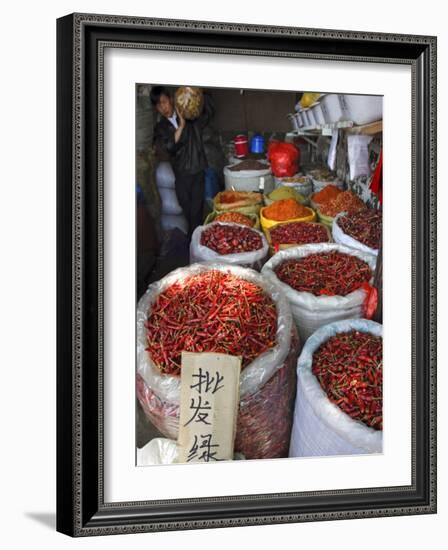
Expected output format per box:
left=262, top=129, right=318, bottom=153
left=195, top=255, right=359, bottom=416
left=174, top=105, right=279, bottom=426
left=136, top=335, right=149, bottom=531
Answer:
left=214, top=212, right=254, bottom=227
left=145, top=270, right=277, bottom=375
left=200, top=223, right=262, bottom=255
left=320, top=191, right=367, bottom=217
left=338, top=209, right=382, bottom=250
left=274, top=252, right=372, bottom=296
left=312, top=330, right=382, bottom=430
left=270, top=222, right=330, bottom=247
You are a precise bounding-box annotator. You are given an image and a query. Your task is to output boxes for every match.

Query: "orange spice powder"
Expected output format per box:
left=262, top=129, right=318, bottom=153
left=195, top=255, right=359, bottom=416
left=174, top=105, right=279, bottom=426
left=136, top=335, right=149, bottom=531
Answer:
left=263, top=198, right=309, bottom=221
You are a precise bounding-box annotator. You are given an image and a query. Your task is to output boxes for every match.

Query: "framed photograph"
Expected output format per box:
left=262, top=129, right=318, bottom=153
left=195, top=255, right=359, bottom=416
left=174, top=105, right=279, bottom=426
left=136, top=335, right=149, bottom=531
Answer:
left=57, top=13, right=437, bottom=536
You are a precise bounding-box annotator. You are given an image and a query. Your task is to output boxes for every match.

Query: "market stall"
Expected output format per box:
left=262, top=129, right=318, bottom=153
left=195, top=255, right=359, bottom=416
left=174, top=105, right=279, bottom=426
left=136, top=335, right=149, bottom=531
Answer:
left=136, top=85, right=383, bottom=464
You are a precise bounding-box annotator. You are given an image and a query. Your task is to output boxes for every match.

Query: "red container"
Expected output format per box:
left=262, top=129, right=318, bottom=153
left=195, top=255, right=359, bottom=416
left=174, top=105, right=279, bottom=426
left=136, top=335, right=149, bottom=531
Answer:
left=234, top=134, right=249, bottom=158
left=267, top=141, right=301, bottom=177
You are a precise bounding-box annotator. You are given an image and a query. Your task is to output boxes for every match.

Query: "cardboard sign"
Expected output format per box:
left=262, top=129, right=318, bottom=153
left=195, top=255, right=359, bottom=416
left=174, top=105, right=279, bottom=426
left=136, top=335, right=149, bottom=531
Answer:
left=177, top=352, right=241, bottom=463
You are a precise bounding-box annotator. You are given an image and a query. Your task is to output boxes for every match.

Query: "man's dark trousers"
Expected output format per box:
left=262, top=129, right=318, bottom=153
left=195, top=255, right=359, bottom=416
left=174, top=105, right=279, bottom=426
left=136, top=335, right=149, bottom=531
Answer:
left=174, top=171, right=205, bottom=237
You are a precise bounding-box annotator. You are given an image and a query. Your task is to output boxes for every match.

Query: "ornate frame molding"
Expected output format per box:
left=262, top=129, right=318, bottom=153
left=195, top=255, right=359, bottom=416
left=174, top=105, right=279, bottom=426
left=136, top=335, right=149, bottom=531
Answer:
left=57, top=13, right=437, bottom=537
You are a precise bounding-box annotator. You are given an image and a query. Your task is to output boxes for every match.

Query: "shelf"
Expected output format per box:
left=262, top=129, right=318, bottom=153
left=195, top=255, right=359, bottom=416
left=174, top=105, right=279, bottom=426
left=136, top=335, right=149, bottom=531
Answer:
left=345, top=120, right=383, bottom=135
left=289, top=120, right=382, bottom=137
left=290, top=121, right=354, bottom=136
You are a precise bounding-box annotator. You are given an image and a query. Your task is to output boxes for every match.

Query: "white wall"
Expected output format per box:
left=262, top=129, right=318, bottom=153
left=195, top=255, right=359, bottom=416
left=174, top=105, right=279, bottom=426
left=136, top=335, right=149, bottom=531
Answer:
left=0, top=0, right=445, bottom=548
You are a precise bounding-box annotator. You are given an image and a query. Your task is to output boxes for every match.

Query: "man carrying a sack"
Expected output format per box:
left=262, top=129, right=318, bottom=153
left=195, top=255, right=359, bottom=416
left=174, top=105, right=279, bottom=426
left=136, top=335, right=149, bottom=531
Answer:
left=151, top=86, right=214, bottom=237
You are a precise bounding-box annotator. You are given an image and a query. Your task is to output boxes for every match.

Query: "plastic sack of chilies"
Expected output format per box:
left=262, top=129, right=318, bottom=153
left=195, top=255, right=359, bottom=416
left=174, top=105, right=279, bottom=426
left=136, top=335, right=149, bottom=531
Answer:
left=175, top=86, right=204, bottom=120
left=136, top=263, right=300, bottom=459
left=261, top=243, right=377, bottom=341
left=189, top=223, right=269, bottom=270
left=289, top=318, right=383, bottom=457
left=332, top=212, right=380, bottom=257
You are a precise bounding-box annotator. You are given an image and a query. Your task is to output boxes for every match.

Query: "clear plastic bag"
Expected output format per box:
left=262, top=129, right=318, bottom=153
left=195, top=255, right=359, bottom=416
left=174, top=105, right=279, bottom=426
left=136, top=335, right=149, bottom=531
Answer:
left=136, top=263, right=299, bottom=459
left=289, top=319, right=383, bottom=457
left=189, top=223, right=269, bottom=270
left=332, top=212, right=379, bottom=256
left=137, top=327, right=300, bottom=460
left=235, top=328, right=299, bottom=458
left=261, top=243, right=377, bottom=340
left=347, top=135, right=373, bottom=180
left=175, top=86, right=204, bottom=120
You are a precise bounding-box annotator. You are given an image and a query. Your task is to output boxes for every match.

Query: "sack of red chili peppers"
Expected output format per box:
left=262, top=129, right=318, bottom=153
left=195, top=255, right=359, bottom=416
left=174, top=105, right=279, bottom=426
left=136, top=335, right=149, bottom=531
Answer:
left=261, top=243, right=377, bottom=341
left=332, top=210, right=381, bottom=256
left=190, top=223, right=269, bottom=270
left=289, top=319, right=383, bottom=457
left=136, top=263, right=300, bottom=459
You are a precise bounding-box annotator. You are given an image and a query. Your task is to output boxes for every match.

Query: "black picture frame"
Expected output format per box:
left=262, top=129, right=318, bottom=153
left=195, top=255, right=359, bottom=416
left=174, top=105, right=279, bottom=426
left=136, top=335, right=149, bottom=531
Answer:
left=57, top=13, right=437, bottom=537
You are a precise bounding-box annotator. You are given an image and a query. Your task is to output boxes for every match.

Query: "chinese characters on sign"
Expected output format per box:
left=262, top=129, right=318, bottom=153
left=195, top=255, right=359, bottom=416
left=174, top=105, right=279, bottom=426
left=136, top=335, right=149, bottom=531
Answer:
left=177, top=352, right=241, bottom=463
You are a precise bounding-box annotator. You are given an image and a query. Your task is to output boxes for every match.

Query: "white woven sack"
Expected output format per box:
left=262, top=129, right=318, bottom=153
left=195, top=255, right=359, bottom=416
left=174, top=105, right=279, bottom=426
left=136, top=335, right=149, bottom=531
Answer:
left=155, top=161, right=176, bottom=189
left=261, top=243, right=376, bottom=340
left=159, top=187, right=183, bottom=215
left=332, top=213, right=379, bottom=256
left=160, top=214, right=188, bottom=234
left=137, top=262, right=293, bottom=405
left=190, top=223, right=269, bottom=270
left=289, top=318, right=383, bottom=457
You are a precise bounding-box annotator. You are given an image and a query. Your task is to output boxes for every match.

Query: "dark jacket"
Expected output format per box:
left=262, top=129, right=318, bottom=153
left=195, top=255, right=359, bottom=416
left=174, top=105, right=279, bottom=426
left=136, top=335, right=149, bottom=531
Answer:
left=153, top=94, right=214, bottom=176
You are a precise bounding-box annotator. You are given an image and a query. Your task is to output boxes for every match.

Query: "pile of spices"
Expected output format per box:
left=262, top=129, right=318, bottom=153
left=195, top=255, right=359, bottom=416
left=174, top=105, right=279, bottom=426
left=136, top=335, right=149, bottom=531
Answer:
left=312, top=184, right=342, bottom=205
left=274, top=252, right=372, bottom=296
left=270, top=222, right=329, bottom=247
left=229, top=159, right=268, bottom=171
left=268, top=186, right=304, bottom=202
left=217, top=190, right=262, bottom=205
left=312, top=330, right=382, bottom=429
left=320, top=191, right=366, bottom=217
left=200, top=223, right=262, bottom=255
left=268, top=187, right=305, bottom=202
left=338, top=210, right=382, bottom=250
left=263, top=198, right=310, bottom=221
left=145, top=270, right=277, bottom=375
left=214, top=211, right=254, bottom=227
